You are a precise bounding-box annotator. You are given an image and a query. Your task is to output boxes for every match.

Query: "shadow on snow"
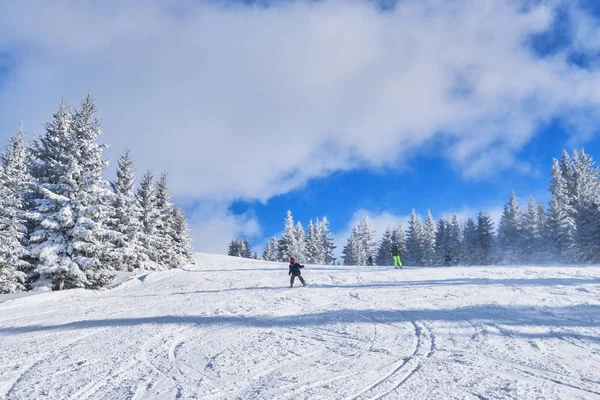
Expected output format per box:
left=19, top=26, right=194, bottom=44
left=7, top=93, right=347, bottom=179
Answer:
left=2, top=304, right=599, bottom=344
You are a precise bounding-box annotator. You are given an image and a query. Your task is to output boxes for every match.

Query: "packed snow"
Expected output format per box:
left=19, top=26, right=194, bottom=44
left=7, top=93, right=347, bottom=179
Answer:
left=1, top=254, right=600, bottom=400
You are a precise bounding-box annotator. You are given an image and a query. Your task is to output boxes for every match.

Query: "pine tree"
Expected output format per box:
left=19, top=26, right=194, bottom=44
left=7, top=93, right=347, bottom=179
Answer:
left=110, top=150, right=143, bottom=270
left=422, top=210, right=437, bottom=266
left=228, top=239, right=241, bottom=257
left=241, top=239, right=252, bottom=258
left=278, top=210, right=297, bottom=261
left=154, top=172, right=179, bottom=268
left=560, top=150, right=575, bottom=202
left=536, top=202, right=548, bottom=262
left=392, top=225, right=407, bottom=262
left=136, top=169, right=160, bottom=269
left=169, top=206, right=194, bottom=265
left=462, top=218, right=478, bottom=265
left=311, top=218, right=325, bottom=264
left=293, top=222, right=306, bottom=260
left=305, top=220, right=317, bottom=263
left=262, top=241, right=271, bottom=261
left=26, top=101, right=81, bottom=290
left=69, top=96, right=119, bottom=285
left=547, top=158, right=576, bottom=261
left=522, top=195, right=542, bottom=263
left=406, top=209, right=425, bottom=266
left=262, top=237, right=279, bottom=261
left=571, top=150, right=600, bottom=263
left=319, top=217, right=336, bottom=265
left=376, top=228, right=393, bottom=266
left=343, top=227, right=364, bottom=265
left=475, top=212, right=494, bottom=265
left=498, top=191, right=523, bottom=264
left=0, top=126, right=29, bottom=293
left=435, top=218, right=448, bottom=265
left=357, top=217, right=376, bottom=264
left=448, top=214, right=462, bottom=264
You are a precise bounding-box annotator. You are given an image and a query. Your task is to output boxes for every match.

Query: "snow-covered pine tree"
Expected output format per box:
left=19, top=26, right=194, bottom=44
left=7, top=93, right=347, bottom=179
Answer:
left=262, top=241, right=271, bottom=261
left=169, top=206, right=194, bottom=265
left=536, top=202, right=549, bottom=262
left=392, top=224, right=407, bottom=261
left=461, top=217, right=478, bottom=265
left=305, top=220, right=317, bottom=263
left=422, top=210, right=437, bottom=266
left=319, top=217, right=336, bottom=265
left=406, top=209, right=425, bottom=266
left=26, top=101, right=81, bottom=290
left=448, top=214, right=462, bottom=264
left=241, top=239, right=252, bottom=258
left=293, top=221, right=306, bottom=260
left=1, top=124, right=30, bottom=184
left=475, top=211, right=494, bottom=265
left=357, top=217, right=376, bottom=264
left=0, top=126, right=29, bottom=293
left=68, top=96, right=119, bottom=285
left=154, top=172, right=179, bottom=268
left=571, top=150, right=600, bottom=263
left=278, top=210, right=297, bottom=261
left=228, top=239, right=241, bottom=257
left=547, top=158, right=576, bottom=262
left=270, top=237, right=280, bottom=261
left=376, top=228, right=393, bottom=266
left=497, top=191, right=523, bottom=264
left=343, top=226, right=364, bottom=265
left=136, top=169, right=160, bottom=269
left=110, top=150, right=144, bottom=270
left=434, top=217, right=448, bottom=264
left=262, top=237, right=279, bottom=261
left=311, top=218, right=325, bottom=264
left=522, top=195, right=542, bottom=263
left=560, top=150, right=576, bottom=203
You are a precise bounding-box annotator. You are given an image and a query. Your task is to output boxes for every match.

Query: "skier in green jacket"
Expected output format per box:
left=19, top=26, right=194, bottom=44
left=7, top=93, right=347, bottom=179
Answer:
left=392, top=243, right=402, bottom=269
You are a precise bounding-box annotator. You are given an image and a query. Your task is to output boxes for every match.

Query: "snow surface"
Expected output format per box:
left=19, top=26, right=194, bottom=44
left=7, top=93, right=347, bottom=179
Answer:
left=1, top=254, right=600, bottom=400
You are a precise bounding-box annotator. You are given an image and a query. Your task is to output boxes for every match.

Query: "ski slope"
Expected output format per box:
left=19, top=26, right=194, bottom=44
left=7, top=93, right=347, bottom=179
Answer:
left=1, top=254, right=600, bottom=400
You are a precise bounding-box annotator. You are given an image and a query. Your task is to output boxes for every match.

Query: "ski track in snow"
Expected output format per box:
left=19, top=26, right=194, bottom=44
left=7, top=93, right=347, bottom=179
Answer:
left=1, top=255, right=600, bottom=399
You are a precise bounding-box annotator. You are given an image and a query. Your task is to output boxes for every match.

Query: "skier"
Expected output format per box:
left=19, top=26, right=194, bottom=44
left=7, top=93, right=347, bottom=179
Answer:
left=367, top=255, right=374, bottom=266
left=443, top=254, right=452, bottom=266
left=288, top=257, right=307, bottom=287
left=392, top=243, right=402, bottom=269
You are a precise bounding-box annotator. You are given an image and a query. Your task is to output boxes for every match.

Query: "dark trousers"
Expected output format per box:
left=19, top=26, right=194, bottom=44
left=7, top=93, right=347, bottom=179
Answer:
left=290, top=273, right=305, bottom=286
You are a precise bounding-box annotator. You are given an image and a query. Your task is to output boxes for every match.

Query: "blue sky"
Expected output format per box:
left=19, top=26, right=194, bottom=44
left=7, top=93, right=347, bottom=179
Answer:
left=1, top=0, right=600, bottom=255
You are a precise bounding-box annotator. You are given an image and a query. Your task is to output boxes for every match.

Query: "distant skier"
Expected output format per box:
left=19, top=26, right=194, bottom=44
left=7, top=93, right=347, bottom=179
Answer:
left=288, top=257, right=307, bottom=287
left=392, top=243, right=402, bottom=269
left=443, top=254, right=452, bottom=267
left=367, top=255, right=374, bottom=266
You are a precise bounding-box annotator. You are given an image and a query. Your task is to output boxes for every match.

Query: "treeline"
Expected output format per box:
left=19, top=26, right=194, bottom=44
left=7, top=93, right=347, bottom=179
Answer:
left=229, top=210, right=337, bottom=264
left=349, top=211, right=495, bottom=266
left=345, top=149, right=600, bottom=266
left=0, top=95, right=193, bottom=294
left=228, top=239, right=258, bottom=259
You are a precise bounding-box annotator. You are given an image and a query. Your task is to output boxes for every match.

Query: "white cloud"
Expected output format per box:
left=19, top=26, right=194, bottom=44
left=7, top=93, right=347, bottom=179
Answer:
left=2, top=0, right=600, bottom=254
left=1, top=0, right=599, bottom=205
left=185, top=201, right=261, bottom=253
